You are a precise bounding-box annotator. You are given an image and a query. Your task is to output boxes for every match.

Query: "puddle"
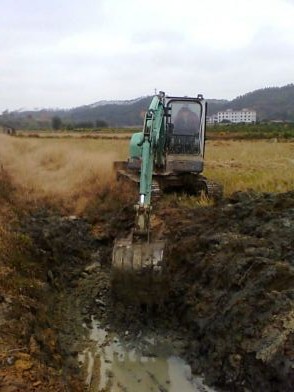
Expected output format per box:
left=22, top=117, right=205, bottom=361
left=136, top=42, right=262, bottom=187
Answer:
left=79, top=317, right=216, bottom=392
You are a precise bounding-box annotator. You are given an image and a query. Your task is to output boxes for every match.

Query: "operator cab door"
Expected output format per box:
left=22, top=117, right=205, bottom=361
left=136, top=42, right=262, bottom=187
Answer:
left=166, top=99, right=205, bottom=156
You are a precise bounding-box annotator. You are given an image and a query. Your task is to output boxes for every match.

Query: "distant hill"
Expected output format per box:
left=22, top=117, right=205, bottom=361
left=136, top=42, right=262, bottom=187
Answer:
left=206, top=99, right=228, bottom=116
left=228, top=84, right=294, bottom=121
left=62, top=96, right=151, bottom=126
left=206, top=84, right=294, bottom=121
left=1, top=84, right=294, bottom=129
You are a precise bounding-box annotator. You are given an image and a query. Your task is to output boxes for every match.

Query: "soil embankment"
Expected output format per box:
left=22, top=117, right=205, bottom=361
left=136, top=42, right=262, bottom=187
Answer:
left=0, top=170, right=84, bottom=391
left=162, top=191, right=294, bottom=390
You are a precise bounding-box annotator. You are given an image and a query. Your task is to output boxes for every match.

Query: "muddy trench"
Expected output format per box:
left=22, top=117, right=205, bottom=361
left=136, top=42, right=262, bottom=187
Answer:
left=3, top=190, right=293, bottom=391
left=19, top=207, right=216, bottom=392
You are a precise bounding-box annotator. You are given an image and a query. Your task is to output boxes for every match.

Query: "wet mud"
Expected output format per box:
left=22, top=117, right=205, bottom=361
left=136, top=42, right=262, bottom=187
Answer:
left=79, top=318, right=216, bottom=391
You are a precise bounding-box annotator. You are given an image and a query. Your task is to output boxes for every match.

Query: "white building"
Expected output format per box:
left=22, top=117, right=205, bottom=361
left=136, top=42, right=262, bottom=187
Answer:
left=206, top=114, right=218, bottom=124
left=207, top=109, right=257, bottom=124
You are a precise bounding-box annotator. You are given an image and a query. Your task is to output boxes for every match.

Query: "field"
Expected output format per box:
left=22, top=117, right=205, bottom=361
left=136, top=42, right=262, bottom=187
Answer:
left=204, top=139, right=294, bottom=194
left=0, top=134, right=293, bottom=209
left=0, top=133, right=293, bottom=391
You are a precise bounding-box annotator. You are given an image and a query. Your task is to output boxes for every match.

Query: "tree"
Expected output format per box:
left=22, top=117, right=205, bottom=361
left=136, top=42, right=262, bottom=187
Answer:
left=52, top=116, right=62, bottom=130
left=96, top=119, right=108, bottom=128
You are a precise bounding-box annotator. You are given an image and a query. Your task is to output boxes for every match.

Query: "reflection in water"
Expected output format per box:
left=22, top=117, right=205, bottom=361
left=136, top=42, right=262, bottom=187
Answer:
left=79, top=317, right=215, bottom=392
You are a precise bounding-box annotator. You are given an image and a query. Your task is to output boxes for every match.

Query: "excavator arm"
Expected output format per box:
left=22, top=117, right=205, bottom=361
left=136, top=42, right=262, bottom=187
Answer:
left=112, top=93, right=167, bottom=304
left=133, top=92, right=166, bottom=235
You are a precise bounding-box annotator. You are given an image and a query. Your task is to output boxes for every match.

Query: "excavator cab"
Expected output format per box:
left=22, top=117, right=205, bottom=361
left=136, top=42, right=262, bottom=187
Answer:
left=168, top=100, right=201, bottom=135
left=165, top=97, right=206, bottom=175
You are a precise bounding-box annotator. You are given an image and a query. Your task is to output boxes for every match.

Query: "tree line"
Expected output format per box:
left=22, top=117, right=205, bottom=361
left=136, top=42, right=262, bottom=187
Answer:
left=51, top=116, right=108, bottom=130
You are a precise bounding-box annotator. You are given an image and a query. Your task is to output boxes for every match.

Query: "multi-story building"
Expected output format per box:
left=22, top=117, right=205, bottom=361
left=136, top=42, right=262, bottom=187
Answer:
left=206, top=114, right=218, bottom=124
left=207, top=109, right=257, bottom=124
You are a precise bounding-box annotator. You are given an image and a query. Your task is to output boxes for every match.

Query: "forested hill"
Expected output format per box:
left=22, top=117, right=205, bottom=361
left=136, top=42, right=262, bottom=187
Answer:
left=1, top=84, right=294, bottom=129
left=58, top=96, right=152, bottom=127
left=228, top=84, right=294, bottom=121
left=206, top=84, right=294, bottom=120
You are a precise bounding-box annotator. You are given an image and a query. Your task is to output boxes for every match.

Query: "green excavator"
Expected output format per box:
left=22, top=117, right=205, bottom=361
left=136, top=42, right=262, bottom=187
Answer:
left=112, top=91, right=222, bottom=305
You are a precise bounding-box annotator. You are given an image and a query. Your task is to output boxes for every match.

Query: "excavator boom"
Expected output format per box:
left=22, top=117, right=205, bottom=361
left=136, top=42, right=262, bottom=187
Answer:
left=112, top=93, right=167, bottom=305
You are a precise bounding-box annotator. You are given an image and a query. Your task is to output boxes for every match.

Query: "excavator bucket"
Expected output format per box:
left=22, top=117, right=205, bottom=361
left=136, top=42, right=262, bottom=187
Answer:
left=111, top=238, right=169, bottom=305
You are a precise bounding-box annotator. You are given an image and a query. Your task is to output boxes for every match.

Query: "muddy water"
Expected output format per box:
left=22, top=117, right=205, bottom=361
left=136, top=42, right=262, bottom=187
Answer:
left=79, top=317, right=215, bottom=392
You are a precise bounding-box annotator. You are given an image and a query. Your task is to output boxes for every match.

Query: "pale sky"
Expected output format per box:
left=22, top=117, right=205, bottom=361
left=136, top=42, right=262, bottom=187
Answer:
left=1, top=0, right=294, bottom=111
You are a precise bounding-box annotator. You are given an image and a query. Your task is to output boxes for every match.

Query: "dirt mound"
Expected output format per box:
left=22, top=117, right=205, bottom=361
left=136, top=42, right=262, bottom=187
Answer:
left=163, top=191, right=294, bottom=390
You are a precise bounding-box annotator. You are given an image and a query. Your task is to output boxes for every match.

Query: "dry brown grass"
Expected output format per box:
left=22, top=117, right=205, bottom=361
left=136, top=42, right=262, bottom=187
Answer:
left=0, top=135, right=129, bottom=213
left=0, top=135, right=293, bottom=214
left=204, top=140, right=294, bottom=195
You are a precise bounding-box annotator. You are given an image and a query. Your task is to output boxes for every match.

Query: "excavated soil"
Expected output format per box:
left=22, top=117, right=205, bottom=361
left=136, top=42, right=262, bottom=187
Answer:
left=161, top=191, right=294, bottom=390
left=6, top=189, right=291, bottom=391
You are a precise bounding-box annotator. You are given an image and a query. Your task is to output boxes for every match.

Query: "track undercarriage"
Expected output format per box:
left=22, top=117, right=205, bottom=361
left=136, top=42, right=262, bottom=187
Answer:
left=111, top=161, right=223, bottom=305
left=114, top=161, right=223, bottom=201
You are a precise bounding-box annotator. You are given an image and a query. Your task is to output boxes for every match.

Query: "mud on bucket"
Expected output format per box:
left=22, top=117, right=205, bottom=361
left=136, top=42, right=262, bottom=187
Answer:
left=111, top=238, right=169, bottom=306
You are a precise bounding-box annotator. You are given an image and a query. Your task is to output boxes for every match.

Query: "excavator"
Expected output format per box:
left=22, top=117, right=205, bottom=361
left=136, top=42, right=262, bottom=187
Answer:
left=112, top=91, right=222, bottom=305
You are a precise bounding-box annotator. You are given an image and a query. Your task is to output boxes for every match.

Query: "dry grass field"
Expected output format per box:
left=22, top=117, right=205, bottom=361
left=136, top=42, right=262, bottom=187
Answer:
left=204, top=139, right=294, bottom=194
left=0, top=135, right=129, bottom=212
left=0, top=134, right=293, bottom=212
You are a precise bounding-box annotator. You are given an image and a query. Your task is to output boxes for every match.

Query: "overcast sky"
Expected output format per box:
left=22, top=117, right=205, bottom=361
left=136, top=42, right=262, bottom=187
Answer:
left=1, top=0, right=294, bottom=111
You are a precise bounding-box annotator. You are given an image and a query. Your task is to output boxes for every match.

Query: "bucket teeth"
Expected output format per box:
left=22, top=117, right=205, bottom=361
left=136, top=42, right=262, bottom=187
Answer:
left=112, top=238, right=165, bottom=272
